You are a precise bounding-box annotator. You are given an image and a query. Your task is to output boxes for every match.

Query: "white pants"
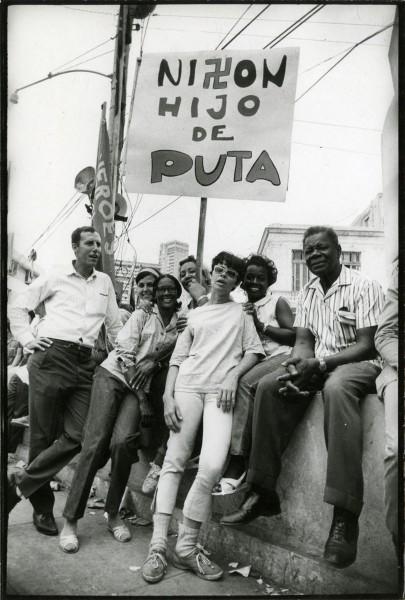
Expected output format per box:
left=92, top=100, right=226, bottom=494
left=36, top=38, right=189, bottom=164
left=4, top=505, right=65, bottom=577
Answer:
left=377, top=366, right=398, bottom=539
left=155, top=391, right=233, bottom=523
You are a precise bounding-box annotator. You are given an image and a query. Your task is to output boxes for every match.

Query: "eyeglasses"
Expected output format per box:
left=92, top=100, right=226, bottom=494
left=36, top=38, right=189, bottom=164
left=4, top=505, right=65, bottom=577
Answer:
left=157, top=284, right=177, bottom=294
left=213, top=265, right=238, bottom=279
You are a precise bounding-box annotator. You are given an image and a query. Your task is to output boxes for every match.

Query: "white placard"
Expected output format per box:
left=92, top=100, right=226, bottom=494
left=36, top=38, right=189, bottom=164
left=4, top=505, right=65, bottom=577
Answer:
left=125, top=48, right=299, bottom=202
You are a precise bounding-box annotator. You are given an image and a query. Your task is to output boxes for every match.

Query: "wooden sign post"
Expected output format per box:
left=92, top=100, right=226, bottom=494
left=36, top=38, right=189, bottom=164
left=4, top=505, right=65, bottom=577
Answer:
left=196, top=197, right=207, bottom=277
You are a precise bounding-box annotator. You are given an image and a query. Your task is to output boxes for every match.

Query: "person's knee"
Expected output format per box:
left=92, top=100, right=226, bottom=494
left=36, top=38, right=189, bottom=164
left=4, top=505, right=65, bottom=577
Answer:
left=322, top=374, right=343, bottom=399
left=194, top=465, right=222, bottom=491
left=162, top=447, right=188, bottom=475
left=110, top=432, right=141, bottom=462
left=256, top=371, right=281, bottom=401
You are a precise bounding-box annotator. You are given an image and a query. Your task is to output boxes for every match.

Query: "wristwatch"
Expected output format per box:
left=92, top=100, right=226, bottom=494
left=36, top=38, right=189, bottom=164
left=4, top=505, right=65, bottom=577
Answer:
left=318, top=357, right=328, bottom=373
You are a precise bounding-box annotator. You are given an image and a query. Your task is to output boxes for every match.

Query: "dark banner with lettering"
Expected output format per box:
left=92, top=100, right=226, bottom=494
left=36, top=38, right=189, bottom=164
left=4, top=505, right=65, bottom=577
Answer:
left=93, top=106, right=116, bottom=284
left=126, top=49, right=299, bottom=202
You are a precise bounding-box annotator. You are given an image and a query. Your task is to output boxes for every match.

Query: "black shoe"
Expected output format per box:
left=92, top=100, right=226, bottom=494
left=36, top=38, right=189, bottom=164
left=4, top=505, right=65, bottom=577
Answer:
left=220, top=492, right=266, bottom=525
left=324, top=508, right=359, bottom=568
left=7, top=472, right=21, bottom=514
left=33, top=511, right=58, bottom=536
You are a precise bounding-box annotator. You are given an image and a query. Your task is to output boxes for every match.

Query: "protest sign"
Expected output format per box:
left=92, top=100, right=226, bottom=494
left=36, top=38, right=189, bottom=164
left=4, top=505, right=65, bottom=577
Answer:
left=125, top=48, right=299, bottom=202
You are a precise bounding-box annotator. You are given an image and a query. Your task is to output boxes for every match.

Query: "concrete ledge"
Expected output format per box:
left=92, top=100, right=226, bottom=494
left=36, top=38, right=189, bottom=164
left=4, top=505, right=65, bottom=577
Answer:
left=22, top=391, right=398, bottom=595
left=123, top=392, right=398, bottom=594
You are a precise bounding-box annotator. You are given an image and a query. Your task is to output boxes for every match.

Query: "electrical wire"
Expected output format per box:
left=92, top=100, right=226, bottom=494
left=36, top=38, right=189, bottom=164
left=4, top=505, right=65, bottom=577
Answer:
left=26, top=192, right=82, bottom=251
left=126, top=196, right=183, bottom=234
left=149, top=26, right=388, bottom=48
left=62, top=6, right=119, bottom=17
left=153, top=12, right=389, bottom=28
left=221, top=4, right=271, bottom=50
left=215, top=4, right=253, bottom=50
left=140, top=13, right=152, bottom=51
left=52, top=36, right=117, bottom=73
left=292, top=141, right=379, bottom=156
left=294, top=118, right=381, bottom=132
left=32, top=195, right=84, bottom=251
left=295, top=22, right=393, bottom=102
left=301, top=47, right=351, bottom=74
left=63, top=49, right=115, bottom=72
left=263, top=5, right=326, bottom=49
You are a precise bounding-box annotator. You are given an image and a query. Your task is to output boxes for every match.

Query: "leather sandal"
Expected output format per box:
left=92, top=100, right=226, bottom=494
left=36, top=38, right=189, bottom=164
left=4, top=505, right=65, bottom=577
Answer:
left=59, top=533, right=79, bottom=553
left=108, top=523, right=132, bottom=543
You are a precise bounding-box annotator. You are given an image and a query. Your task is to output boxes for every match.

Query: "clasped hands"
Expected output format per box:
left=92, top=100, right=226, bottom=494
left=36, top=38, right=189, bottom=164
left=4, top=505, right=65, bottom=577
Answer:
left=124, top=356, right=156, bottom=390
left=277, top=357, right=324, bottom=398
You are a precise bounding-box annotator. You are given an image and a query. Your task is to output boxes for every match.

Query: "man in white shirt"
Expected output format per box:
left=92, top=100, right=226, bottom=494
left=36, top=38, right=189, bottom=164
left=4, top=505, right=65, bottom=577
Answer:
left=8, top=226, right=122, bottom=536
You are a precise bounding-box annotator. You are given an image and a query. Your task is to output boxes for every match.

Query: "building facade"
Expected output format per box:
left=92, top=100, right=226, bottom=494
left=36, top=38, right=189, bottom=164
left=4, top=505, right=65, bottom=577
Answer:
left=115, top=259, right=161, bottom=305
left=257, top=196, right=387, bottom=308
left=159, top=240, right=189, bottom=276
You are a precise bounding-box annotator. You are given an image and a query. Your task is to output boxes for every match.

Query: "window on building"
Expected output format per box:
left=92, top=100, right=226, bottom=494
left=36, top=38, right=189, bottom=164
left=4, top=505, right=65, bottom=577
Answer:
left=292, top=250, right=310, bottom=292
left=341, top=251, right=361, bottom=271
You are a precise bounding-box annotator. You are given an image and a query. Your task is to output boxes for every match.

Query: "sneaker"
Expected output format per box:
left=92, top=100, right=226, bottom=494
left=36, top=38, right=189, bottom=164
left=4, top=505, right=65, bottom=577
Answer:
left=142, top=549, right=167, bottom=583
left=172, top=549, right=223, bottom=581
left=142, top=463, right=161, bottom=495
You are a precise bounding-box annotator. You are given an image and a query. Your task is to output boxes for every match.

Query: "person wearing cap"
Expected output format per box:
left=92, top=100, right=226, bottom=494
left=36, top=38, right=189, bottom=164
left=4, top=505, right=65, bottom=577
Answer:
left=130, top=267, right=161, bottom=312
left=59, top=273, right=186, bottom=553
left=7, top=226, right=122, bottom=536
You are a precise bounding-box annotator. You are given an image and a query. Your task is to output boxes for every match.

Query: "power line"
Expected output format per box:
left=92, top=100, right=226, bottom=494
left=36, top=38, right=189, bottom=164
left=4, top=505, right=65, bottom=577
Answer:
left=62, top=6, right=119, bottom=17
left=140, top=13, right=152, bottom=51
left=26, top=192, right=81, bottom=251
left=221, top=4, right=271, bottom=50
left=301, top=47, right=350, bottom=74
left=295, top=22, right=393, bottom=102
left=64, top=49, right=115, bottom=71
left=149, top=26, right=388, bottom=48
left=52, top=36, right=116, bottom=73
left=263, top=5, right=326, bottom=49
left=215, top=4, right=253, bottom=50
left=32, top=195, right=84, bottom=251
left=126, top=196, right=183, bottom=234
left=295, top=119, right=381, bottom=132
left=292, top=141, right=379, bottom=156
left=154, top=12, right=390, bottom=28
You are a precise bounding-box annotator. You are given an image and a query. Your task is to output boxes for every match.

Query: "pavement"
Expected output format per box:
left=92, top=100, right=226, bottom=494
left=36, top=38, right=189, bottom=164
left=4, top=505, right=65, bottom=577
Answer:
left=6, top=489, right=287, bottom=597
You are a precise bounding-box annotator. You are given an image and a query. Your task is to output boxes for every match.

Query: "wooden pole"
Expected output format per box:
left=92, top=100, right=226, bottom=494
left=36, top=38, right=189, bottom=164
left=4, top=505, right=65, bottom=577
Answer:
left=196, top=197, right=207, bottom=277
left=109, top=5, right=132, bottom=217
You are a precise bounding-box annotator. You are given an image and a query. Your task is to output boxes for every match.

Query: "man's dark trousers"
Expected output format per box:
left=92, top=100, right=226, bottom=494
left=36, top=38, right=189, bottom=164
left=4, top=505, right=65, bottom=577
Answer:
left=247, top=362, right=380, bottom=515
left=63, top=366, right=141, bottom=520
left=15, top=339, right=96, bottom=514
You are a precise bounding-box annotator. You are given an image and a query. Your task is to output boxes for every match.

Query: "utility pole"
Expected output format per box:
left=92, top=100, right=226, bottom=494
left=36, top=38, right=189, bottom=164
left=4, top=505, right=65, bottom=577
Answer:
left=93, top=4, right=154, bottom=289
left=108, top=5, right=133, bottom=217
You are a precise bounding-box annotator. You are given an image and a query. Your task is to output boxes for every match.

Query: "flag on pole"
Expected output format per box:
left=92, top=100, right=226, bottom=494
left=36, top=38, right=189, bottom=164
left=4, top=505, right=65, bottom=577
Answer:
left=92, top=102, right=116, bottom=286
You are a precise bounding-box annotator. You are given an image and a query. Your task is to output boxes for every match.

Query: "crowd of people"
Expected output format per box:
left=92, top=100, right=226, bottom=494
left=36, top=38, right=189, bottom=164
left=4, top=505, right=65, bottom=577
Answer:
left=7, top=224, right=398, bottom=585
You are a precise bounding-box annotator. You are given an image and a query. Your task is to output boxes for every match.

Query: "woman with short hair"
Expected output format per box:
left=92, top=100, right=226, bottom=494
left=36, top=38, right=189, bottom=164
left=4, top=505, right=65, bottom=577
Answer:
left=142, top=251, right=264, bottom=584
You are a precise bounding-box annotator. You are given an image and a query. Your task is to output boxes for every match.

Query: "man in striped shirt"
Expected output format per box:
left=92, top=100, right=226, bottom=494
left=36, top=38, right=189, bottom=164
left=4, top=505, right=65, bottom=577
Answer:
left=222, top=226, right=384, bottom=569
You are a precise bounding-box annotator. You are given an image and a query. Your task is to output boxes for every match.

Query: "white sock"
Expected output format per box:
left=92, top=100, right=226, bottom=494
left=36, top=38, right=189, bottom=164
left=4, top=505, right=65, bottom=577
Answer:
left=150, top=513, right=171, bottom=553
left=175, top=522, right=200, bottom=558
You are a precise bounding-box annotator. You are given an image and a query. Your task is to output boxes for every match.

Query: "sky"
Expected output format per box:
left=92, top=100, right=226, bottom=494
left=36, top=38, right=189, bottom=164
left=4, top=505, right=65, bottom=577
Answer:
left=7, top=3, right=396, bottom=271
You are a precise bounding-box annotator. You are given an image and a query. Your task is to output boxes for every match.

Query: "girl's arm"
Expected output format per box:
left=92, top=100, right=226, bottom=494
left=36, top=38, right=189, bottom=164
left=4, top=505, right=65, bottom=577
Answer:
left=260, top=297, right=295, bottom=346
left=217, top=352, right=260, bottom=413
left=163, top=365, right=183, bottom=432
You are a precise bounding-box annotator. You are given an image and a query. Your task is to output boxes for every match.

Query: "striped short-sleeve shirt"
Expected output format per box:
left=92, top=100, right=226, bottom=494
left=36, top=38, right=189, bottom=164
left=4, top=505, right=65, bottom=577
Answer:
left=294, top=265, right=384, bottom=359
